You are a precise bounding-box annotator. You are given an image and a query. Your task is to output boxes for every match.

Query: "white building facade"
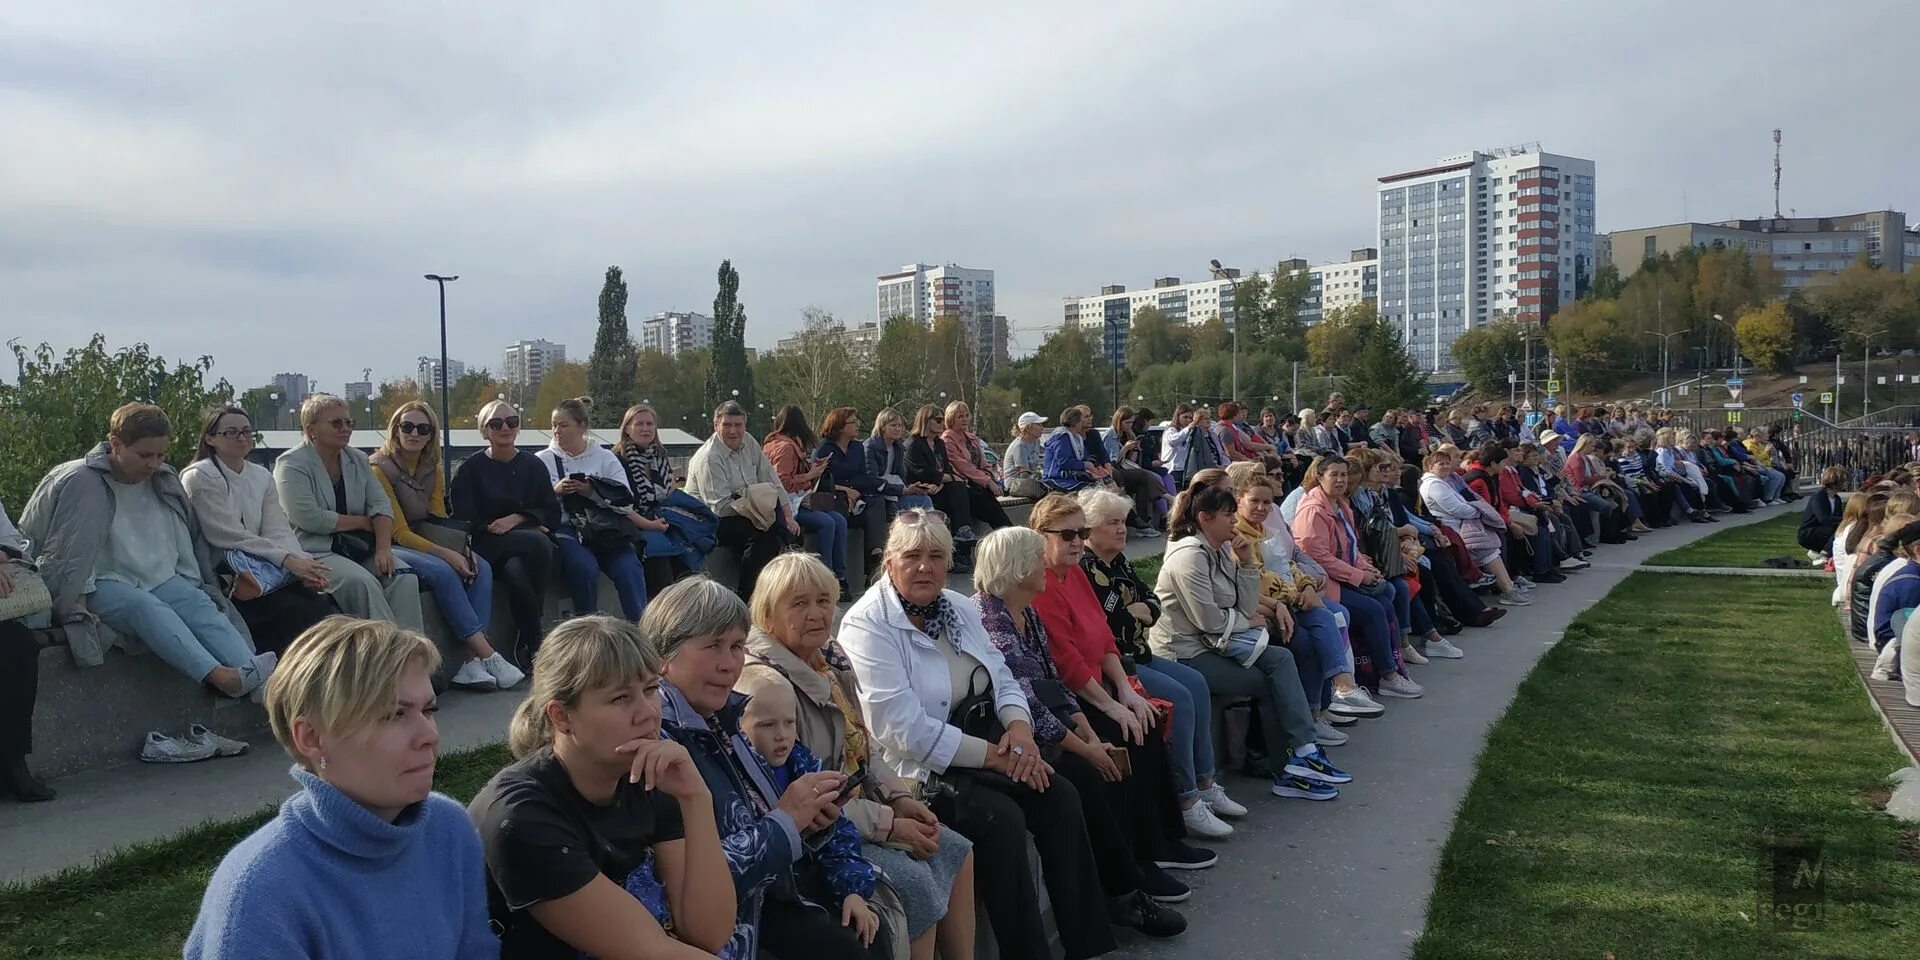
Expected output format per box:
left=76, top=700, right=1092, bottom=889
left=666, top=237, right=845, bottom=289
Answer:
left=1376, top=145, right=1596, bottom=372
left=639, top=312, right=714, bottom=357
left=875, top=263, right=1000, bottom=380
left=501, top=339, right=567, bottom=386
left=416, top=356, right=468, bottom=391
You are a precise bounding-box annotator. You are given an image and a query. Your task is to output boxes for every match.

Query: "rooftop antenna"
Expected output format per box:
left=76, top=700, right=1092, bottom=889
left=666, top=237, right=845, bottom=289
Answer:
left=1772, top=128, right=1783, bottom=220
left=361, top=367, right=373, bottom=383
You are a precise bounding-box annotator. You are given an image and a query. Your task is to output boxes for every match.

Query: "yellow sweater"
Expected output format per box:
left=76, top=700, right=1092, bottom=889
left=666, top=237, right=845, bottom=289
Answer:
left=371, top=460, right=449, bottom=554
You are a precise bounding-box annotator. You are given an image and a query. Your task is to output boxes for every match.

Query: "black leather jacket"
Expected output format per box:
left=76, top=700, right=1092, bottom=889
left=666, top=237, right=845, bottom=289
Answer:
left=1850, top=546, right=1896, bottom=643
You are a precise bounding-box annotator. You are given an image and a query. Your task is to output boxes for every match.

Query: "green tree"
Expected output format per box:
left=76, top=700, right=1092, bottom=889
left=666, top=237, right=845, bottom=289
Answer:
left=1545, top=299, right=1632, bottom=394
left=587, top=266, right=639, bottom=421
left=1126, top=306, right=1188, bottom=368
left=1305, top=318, right=1361, bottom=378
left=852, top=316, right=931, bottom=416
left=1449, top=323, right=1526, bottom=395
left=1331, top=304, right=1429, bottom=411
left=1586, top=263, right=1626, bottom=301
left=766, top=306, right=851, bottom=418
left=1734, top=300, right=1796, bottom=373
left=1235, top=264, right=1312, bottom=359
left=529, top=360, right=590, bottom=424
left=0, top=336, right=233, bottom=512
left=925, top=316, right=980, bottom=409
left=445, top=369, right=510, bottom=428
left=374, top=377, right=425, bottom=426
left=237, top=385, right=280, bottom=428
left=1189, top=316, right=1231, bottom=356
left=1814, top=259, right=1920, bottom=351
left=1018, top=325, right=1108, bottom=422
left=705, top=260, right=754, bottom=417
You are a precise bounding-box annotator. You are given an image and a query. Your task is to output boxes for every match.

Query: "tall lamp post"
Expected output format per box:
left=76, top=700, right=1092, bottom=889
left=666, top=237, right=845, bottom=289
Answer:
left=1645, top=326, right=1691, bottom=403
left=424, top=274, right=459, bottom=482
left=1101, top=316, right=1122, bottom=412
left=1209, top=259, right=1242, bottom=403
left=1862, top=327, right=1888, bottom=417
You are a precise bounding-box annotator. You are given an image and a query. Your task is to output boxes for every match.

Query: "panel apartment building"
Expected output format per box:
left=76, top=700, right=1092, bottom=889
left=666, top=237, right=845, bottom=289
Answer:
left=1376, top=145, right=1597, bottom=372
left=640, top=312, right=714, bottom=357
left=501, top=339, right=567, bottom=386
left=874, top=262, right=1007, bottom=381
left=1601, top=209, right=1913, bottom=294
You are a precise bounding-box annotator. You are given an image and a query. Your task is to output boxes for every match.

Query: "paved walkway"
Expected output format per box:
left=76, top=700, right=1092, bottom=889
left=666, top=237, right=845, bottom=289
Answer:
left=0, top=509, right=1795, bottom=960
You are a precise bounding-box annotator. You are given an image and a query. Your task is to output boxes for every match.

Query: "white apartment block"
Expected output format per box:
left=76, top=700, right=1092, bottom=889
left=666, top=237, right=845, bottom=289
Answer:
left=640, top=312, right=714, bottom=357
left=416, top=356, right=467, bottom=391
left=1314, top=248, right=1380, bottom=318
left=1377, top=144, right=1597, bottom=372
left=875, top=263, right=1000, bottom=380
left=501, top=339, right=567, bottom=386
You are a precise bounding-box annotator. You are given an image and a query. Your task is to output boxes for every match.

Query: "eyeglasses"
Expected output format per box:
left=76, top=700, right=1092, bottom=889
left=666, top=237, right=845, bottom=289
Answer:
left=895, top=508, right=950, bottom=528
left=486, top=416, right=522, bottom=431
left=323, top=418, right=353, bottom=430
left=210, top=427, right=256, bottom=440
left=1045, top=527, right=1092, bottom=543
left=397, top=421, right=436, bottom=437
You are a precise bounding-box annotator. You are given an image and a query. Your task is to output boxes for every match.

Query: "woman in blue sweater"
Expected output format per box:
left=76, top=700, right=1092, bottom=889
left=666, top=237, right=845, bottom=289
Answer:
left=186, top=615, right=497, bottom=959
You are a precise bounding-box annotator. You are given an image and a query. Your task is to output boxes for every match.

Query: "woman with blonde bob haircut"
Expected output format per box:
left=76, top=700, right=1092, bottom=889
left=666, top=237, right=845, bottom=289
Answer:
left=468, top=615, right=734, bottom=960
left=186, top=616, right=495, bottom=959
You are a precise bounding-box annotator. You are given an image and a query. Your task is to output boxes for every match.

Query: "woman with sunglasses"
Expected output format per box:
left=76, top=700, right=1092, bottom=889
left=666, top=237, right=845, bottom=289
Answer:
left=373, top=401, right=524, bottom=692
left=182, top=406, right=335, bottom=657
left=451, top=400, right=559, bottom=666
left=903, top=404, right=979, bottom=574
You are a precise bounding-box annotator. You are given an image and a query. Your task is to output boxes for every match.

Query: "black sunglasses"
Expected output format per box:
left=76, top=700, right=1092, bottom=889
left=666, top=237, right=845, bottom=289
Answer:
left=1046, top=527, right=1092, bottom=543
left=398, top=421, right=436, bottom=437
left=486, top=416, right=522, bottom=431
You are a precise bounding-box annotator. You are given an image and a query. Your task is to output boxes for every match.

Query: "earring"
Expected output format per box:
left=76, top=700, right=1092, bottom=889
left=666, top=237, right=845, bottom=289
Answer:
left=319, top=756, right=329, bottom=772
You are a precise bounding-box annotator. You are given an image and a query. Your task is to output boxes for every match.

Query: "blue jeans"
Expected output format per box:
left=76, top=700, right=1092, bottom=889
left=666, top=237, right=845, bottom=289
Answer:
left=1135, top=657, right=1213, bottom=800
left=90, top=575, right=254, bottom=684
left=1759, top=468, right=1786, bottom=501
left=796, top=507, right=848, bottom=579
left=1338, top=583, right=1401, bottom=678
left=554, top=530, right=649, bottom=620
left=1289, top=605, right=1348, bottom=709
left=393, top=546, right=493, bottom=642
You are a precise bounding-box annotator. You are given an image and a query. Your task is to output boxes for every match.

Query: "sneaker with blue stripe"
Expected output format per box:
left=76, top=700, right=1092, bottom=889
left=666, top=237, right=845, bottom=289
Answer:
left=1283, top=746, right=1353, bottom=785
left=1270, top=774, right=1339, bottom=801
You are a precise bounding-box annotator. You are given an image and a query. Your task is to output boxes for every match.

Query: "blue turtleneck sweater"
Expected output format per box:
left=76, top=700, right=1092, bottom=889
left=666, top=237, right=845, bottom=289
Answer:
left=186, top=766, right=498, bottom=959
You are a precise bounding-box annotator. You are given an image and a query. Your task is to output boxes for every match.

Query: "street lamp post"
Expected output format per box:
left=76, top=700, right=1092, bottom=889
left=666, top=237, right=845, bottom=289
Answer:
left=1101, top=317, right=1122, bottom=412
left=1209, top=259, right=1243, bottom=403
left=1863, top=328, right=1888, bottom=417
left=1645, top=327, right=1691, bottom=403
left=424, top=274, right=459, bottom=484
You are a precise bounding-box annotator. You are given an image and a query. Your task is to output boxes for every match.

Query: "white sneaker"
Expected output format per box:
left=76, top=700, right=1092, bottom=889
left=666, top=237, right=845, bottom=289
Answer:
left=1314, top=719, right=1349, bottom=746
left=1377, top=674, right=1425, bottom=699
left=238, top=652, right=278, bottom=703
left=1181, top=800, right=1234, bottom=838
left=1328, top=685, right=1386, bottom=717
left=1514, top=577, right=1536, bottom=591
left=1498, top=591, right=1533, bottom=607
left=1425, top=638, right=1466, bottom=659
left=1559, top=557, right=1590, bottom=570
left=451, top=658, right=499, bottom=690
left=140, top=731, right=217, bottom=764
left=1401, top=643, right=1430, bottom=665
left=1196, top=782, right=1247, bottom=818
left=482, top=652, right=526, bottom=690
left=186, top=723, right=250, bottom=758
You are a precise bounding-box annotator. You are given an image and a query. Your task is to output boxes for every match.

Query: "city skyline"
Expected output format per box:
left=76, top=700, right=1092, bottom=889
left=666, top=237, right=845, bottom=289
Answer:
left=4, top=2, right=1915, bottom=392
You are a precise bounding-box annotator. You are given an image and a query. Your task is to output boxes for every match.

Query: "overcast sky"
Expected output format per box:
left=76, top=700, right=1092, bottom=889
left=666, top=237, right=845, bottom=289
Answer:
left=4, top=1, right=1915, bottom=394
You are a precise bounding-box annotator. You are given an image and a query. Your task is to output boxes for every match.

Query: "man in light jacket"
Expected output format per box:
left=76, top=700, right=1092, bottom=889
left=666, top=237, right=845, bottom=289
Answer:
left=686, top=401, right=800, bottom=599
left=18, top=404, right=268, bottom=698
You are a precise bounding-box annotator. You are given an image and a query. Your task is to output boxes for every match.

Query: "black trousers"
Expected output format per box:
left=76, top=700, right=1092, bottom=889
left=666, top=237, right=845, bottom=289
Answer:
left=1, top=619, right=39, bottom=761
left=470, top=527, right=554, bottom=665
left=848, top=499, right=889, bottom=575
left=1081, top=707, right=1186, bottom=863
left=234, top=584, right=334, bottom=657
left=758, top=895, right=890, bottom=960
left=1114, top=468, right=1161, bottom=527
left=716, top=515, right=795, bottom=600
left=642, top=555, right=693, bottom=600
left=963, top=484, right=1012, bottom=531
left=1424, top=548, right=1488, bottom=620
left=933, top=768, right=1117, bottom=960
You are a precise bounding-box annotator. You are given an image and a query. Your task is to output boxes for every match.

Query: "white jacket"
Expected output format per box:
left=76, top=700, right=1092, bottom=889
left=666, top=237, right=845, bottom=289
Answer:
left=837, top=584, right=1032, bottom=783
left=537, top=442, right=633, bottom=524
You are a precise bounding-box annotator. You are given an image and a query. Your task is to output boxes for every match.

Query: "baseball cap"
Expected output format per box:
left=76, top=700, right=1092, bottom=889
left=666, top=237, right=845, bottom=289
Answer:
left=1017, top=411, right=1048, bottom=428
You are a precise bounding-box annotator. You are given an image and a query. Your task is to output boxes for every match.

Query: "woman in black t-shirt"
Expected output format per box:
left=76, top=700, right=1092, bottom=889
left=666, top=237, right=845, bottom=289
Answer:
left=469, top=616, right=735, bottom=960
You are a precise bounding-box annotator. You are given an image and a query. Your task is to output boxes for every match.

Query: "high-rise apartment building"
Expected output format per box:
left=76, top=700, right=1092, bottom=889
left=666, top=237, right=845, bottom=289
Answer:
left=1602, top=210, right=1913, bottom=294
left=416, top=356, right=467, bottom=392
left=875, top=263, right=999, bottom=382
left=1314, top=248, right=1381, bottom=319
left=639, top=312, right=714, bottom=357
left=501, top=339, right=567, bottom=386
left=270, top=372, right=311, bottom=407
left=1377, top=145, right=1597, bottom=371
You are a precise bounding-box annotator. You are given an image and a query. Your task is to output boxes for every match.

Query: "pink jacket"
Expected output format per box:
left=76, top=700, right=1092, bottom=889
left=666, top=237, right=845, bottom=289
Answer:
left=1290, top=487, right=1375, bottom=602
left=941, top=429, right=998, bottom=490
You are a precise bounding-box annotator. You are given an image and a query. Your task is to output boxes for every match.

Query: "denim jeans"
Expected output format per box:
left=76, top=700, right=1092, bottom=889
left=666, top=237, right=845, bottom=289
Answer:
left=1181, top=645, right=1321, bottom=759
left=1289, top=605, right=1348, bottom=709
left=554, top=530, right=649, bottom=620
left=796, top=507, right=848, bottom=579
left=1759, top=468, right=1786, bottom=501
left=1338, top=583, right=1401, bottom=677
left=90, top=575, right=254, bottom=684
left=392, top=546, right=493, bottom=641
left=1135, top=657, right=1214, bottom=799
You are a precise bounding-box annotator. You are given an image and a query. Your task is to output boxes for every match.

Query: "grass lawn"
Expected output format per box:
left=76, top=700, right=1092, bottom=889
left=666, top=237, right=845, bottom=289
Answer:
left=0, top=744, right=513, bottom=960
left=1644, top=510, right=1806, bottom=568
left=1413, top=574, right=1920, bottom=959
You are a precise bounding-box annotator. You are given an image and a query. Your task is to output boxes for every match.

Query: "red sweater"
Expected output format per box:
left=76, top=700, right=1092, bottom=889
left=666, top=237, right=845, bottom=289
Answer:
left=1031, top=564, right=1119, bottom=691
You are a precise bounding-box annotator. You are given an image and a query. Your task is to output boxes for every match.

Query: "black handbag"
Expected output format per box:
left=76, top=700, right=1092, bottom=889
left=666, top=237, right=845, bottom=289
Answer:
left=331, top=530, right=375, bottom=563
left=565, top=477, right=646, bottom=553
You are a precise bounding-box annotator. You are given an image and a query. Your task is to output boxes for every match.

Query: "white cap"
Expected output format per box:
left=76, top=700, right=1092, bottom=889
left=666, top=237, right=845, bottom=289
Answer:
left=1017, top=411, right=1048, bottom=428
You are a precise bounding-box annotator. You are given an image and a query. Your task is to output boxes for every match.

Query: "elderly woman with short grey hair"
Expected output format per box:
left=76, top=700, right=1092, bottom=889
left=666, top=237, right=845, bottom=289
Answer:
left=839, top=513, right=1124, bottom=960
left=652, top=576, right=881, bottom=960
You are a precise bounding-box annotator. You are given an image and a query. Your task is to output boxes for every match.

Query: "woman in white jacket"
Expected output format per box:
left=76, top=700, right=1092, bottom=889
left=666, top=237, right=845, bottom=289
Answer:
left=837, top=512, right=1118, bottom=960
left=1417, top=448, right=1529, bottom=606
left=540, top=397, right=652, bottom=620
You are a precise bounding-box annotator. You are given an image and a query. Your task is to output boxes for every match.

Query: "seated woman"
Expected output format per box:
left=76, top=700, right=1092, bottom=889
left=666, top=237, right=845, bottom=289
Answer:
left=1000, top=412, right=1050, bottom=500
left=450, top=400, right=558, bottom=666
left=613, top=403, right=703, bottom=597
left=1, top=500, right=53, bottom=801
left=1075, top=488, right=1244, bottom=839
left=1394, top=463, right=1502, bottom=630
left=941, top=402, right=1015, bottom=532
left=839, top=512, right=1138, bottom=960
left=371, top=401, right=523, bottom=691
left=740, top=552, right=976, bottom=960
left=541, top=398, right=651, bottom=621
left=815, top=407, right=890, bottom=587
left=864, top=407, right=940, bottom=522
left=903, top=404, right=979, bottom=573
left=1150, top=485, right=1353, bottom=801
left=181, top=405, right=334, bottom=657
left=1347, top=448, right=1455, bottom=664
left=23, top=403, right=272, bottom=700
left=1230, top=470, right=1386, bottom=740
left=276, top=394, right=427, bottom=634
left=469, top=615, right=735, bottom=960
left=1104, top=408, right=1170, bottom=532
left=185, top=616, right=493, bottom=958
left=650, top=577, right=885, bottom=960
left=1291, top=455, right=1424, bottom=700
left=764, top=405, right=852, bottom=598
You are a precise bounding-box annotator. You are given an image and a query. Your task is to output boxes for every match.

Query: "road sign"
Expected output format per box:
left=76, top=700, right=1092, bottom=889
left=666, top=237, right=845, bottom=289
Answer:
left=1723, top=402, right=1746, bottom=409
left=1799, top=375, right=1809, bottom=384
left=1838, top=376, right=1847, bottom=386
left=1677, top=385, right=1689, bottom=396
left=1819, top=391, right=1834, bottom=404
left=1879, top=376, right=1889, bottom=385
left=1725, top=377, right=1745, bottom=402
left=1507, top=372, right=1516, bottom=385
left=1792, top=392, right=1804, bottom=408
left=1520, top=399, right=1534, bottom=411
left=1728, top=411, right=1743, bottom=423
left=1547, top=379, right=1561, bottom=393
